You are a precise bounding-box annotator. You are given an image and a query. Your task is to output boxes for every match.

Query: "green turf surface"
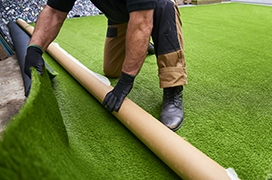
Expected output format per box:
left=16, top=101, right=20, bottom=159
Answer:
left=1, top=2, right=272, bottom=180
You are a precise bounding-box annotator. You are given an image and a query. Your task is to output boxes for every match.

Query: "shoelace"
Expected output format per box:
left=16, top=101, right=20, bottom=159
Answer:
left=163, top=87, right=182, bottom=107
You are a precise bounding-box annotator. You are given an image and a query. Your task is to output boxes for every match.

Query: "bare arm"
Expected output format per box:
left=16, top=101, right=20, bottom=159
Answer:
left=29, top=5, right=68, bottom=51
left=122, top=9, right=154, bottom=76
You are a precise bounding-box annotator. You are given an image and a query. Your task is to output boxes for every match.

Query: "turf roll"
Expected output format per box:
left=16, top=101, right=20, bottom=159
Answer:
left=0, top=69, right=96, bottom=179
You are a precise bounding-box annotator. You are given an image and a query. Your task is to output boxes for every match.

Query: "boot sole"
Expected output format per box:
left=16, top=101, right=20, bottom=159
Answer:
left=171, top=119, right=184, bottom=132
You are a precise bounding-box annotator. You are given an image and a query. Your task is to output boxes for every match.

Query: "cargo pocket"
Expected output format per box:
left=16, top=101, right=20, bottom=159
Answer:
left=157, top=32, right=180, bottom=55
left=165, top=32, right=180, bottom=52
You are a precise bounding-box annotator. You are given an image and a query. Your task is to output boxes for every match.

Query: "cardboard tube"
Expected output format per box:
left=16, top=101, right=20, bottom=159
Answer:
left=17, top=18, right=233, bottom=180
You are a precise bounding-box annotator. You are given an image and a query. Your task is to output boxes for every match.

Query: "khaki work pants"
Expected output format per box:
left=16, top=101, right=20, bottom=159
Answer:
left=103, top=0, right=187, bottom=88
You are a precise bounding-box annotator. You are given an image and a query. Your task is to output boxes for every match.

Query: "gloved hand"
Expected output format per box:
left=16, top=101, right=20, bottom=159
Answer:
left=24, top=45, right=45, bottom=78
left=103, top=72, right=135, bottom=112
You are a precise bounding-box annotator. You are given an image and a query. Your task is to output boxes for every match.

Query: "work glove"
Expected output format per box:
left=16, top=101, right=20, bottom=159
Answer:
left=103, top=72, right=135, bottom=112
left=24, top=45, right=45, bottom=78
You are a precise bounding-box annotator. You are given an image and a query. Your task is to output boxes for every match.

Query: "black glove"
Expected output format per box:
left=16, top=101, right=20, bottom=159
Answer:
left=147, top=42, right=155, bottom=54
left=103, top=72, right=135, bottom=112
left=24, top=45, right=45, bottom=78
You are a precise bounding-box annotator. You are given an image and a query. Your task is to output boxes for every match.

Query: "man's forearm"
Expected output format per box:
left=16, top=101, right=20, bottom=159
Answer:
left=29, top=5, right=68, bottom=51
left=122, top=10, right=154, bottom=76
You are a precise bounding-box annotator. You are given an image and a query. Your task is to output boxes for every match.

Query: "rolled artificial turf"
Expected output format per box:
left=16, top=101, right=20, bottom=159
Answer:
left=0, top=2, right=271, bottom=180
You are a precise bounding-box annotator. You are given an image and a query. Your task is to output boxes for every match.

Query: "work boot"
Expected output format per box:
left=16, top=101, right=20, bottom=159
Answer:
left=147, top=42, right=155, bottom=54
left=160, top=86, right=184, bottom=131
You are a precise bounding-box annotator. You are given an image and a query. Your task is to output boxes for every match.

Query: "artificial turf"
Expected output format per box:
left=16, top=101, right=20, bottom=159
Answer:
left=0, top=2, right=272, bottom=180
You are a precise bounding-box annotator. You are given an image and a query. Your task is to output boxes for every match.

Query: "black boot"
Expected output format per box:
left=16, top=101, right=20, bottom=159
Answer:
left=147, top=42, right=155, bottom=54
left=160, top=86, right=184, bottom=131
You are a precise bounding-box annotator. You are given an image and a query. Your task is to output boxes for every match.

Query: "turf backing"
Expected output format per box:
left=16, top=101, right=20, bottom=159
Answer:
left=0, top=2, right=271, bottom=180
